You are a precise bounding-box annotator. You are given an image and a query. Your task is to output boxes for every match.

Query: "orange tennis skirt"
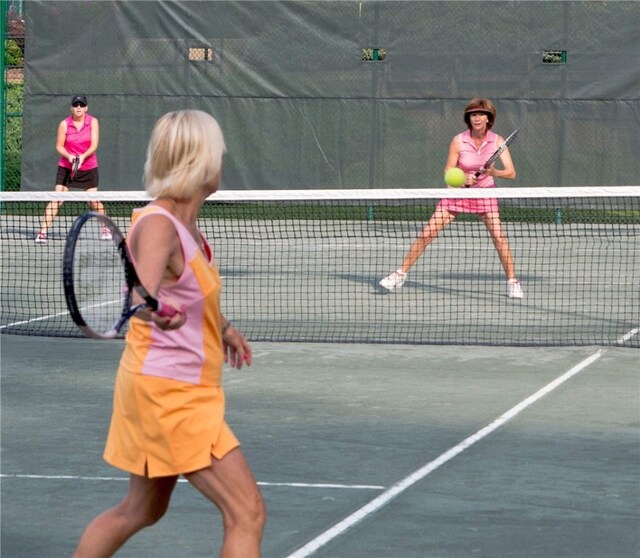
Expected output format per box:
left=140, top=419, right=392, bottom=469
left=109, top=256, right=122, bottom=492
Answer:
left=103, top=368, right=239, bottom=478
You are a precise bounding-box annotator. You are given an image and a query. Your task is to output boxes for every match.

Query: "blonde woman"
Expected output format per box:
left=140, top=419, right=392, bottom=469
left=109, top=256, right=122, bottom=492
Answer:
left=74, top=110, right=266, bottom=557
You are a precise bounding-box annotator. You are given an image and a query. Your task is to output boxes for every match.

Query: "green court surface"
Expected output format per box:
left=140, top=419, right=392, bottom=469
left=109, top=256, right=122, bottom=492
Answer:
left=1, top=335, right=638, bottom=557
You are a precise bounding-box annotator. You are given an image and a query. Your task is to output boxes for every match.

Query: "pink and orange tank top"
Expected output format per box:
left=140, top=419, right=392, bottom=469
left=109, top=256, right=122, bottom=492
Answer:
left=118, top=205, right=225, bottom=387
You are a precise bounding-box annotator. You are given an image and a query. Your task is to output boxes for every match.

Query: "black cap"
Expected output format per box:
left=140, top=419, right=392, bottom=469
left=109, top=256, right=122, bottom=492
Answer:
left=71, top=94, right=87, bottom=106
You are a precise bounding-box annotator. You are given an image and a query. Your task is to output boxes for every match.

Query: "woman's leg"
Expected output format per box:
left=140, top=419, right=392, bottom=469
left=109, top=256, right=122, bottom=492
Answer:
left=86, top=187, right=107, bottom=215
left=399, top=207, right=456, bottom=273
left=83, top=187, right=112, bottom=239
left=73, top=474, right=178, bottom=558
left=39, top=184, right=67, bottom=235
left=481, top=212, right=516, bottom=280
left=185, top=448, right=266, bottom=558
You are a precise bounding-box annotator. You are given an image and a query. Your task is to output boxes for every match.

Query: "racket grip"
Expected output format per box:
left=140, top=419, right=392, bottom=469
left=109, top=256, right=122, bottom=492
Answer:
left=155, top=301, right=181, bottom=318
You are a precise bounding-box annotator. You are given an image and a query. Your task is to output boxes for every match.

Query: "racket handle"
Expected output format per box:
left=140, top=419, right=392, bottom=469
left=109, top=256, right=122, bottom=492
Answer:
left=155, top=301, right=180, bottom=318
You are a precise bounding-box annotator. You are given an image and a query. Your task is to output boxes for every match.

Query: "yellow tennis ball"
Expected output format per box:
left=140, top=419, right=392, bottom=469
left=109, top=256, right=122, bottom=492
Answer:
left=444, top=167, right=465, bottom=188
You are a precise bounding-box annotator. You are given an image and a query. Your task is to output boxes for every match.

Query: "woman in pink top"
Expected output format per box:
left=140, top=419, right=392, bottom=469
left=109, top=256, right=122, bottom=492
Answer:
left=73, top=111, right=265, bottom=557
left=35, top=94, right=111, bottom=243
left=380, top=98, right=523, bottom=299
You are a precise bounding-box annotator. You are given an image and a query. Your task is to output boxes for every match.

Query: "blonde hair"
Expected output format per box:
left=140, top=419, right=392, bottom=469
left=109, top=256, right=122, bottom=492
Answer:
left=144, top=110, right=226, bottom=199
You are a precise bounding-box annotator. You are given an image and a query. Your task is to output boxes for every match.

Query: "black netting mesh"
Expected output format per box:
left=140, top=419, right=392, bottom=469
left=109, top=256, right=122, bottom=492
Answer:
left=1, top=189, right=638, bottom=347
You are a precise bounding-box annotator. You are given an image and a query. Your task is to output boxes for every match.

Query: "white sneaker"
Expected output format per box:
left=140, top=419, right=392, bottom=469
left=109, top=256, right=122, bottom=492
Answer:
left=380, top=270, right=406, bottom=290
left=507, top=279, right=523, bottom=299
left=35, top=232, right=47, bottom=244
left=101, top=227, right=112, bottom=241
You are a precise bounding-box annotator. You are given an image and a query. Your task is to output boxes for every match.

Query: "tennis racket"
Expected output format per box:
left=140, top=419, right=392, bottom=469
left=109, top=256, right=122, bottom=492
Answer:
left=63, top=211, right=177, bottom=339
left=70, top=156, right=80, bottom=180
left=475, top=129, right=519, bottom=178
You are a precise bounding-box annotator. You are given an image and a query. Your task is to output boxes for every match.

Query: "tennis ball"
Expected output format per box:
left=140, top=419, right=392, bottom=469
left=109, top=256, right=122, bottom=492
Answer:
left=444, top=167, right=465, bottom=188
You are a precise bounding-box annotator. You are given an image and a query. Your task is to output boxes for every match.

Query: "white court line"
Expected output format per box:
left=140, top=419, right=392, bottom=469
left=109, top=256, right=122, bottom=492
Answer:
left=0, top=310, right=71, bottom=329
left=0, top=474, right=383, bottom=491
left=0, top=300, right=119, bottom=330
left=286, top=349, right=604, bottom=558
left=616, top=327, right=640, bottom=344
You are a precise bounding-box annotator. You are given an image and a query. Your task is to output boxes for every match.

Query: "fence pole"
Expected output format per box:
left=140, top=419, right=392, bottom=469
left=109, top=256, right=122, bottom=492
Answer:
left=0, top=0, right=7, bottom=191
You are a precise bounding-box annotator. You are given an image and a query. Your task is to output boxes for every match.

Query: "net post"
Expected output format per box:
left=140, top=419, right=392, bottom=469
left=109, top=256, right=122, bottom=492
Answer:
left=555, top=208, right=563, bottom=225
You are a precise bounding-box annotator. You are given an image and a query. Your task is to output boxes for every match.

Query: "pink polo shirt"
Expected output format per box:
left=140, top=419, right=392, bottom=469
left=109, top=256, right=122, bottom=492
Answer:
left=438, top=129, right=500, bottom=214
left=457, top=129, right=497, bottom=189
left=58, top=114, right=98, bottom=170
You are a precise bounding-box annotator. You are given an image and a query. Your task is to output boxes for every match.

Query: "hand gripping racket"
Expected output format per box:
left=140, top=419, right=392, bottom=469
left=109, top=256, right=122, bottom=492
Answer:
left=70, top=156, right=80, bottom=180
left=475, top=129, right=519, bottom=178
left=63, top=212, right=177, bottom=339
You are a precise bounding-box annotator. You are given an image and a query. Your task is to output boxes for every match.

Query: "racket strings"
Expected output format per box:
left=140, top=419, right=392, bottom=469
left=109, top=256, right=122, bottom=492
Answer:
left=72, top=217, right=127, bottom=334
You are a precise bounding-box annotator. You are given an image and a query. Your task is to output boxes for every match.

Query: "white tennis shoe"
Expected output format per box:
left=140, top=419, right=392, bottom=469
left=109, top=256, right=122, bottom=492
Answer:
left=100, top=227, right=113, bottom=241
left=507, top=279, right=524, bottom=299
left=380, top=270, right=406, bottom=290
left=35, top=232, right=47, bottom=244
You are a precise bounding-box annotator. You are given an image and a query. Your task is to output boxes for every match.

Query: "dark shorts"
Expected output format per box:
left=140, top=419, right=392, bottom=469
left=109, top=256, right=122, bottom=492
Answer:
left=56, top=166, right=99, bottom=190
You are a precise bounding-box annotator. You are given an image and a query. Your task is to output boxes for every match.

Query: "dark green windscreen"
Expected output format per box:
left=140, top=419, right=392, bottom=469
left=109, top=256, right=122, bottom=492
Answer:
left=22, top=1, right=640, bottom=191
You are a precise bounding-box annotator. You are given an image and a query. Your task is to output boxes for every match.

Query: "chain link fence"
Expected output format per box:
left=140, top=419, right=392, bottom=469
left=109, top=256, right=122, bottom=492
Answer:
left=1, top=1, right=24, bottom=191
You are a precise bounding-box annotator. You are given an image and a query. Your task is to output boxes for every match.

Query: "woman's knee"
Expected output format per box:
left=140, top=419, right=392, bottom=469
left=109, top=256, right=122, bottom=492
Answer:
left=254, top=491, right=267, bottom=529
left=125, top=505, right=166, bottom=530
left=494, top=233, right=512, bottom=252
left=225, top=489, right=267, bottom=535
left=117, top=493, right=172, bottom=529
left=245, top=488, right=267, bottom=529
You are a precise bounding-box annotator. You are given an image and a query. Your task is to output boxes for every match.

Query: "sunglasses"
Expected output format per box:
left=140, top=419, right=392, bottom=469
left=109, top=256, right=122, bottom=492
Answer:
left=72, top=102, right=87, bottom=108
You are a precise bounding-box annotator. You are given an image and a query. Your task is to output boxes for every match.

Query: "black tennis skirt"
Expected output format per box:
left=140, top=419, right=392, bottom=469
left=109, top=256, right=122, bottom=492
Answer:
left=56, top=166, right=99, bottom=190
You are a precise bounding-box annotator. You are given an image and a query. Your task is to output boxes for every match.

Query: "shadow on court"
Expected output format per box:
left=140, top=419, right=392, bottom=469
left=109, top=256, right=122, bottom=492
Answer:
left=1, top=335, right=638, bottom=557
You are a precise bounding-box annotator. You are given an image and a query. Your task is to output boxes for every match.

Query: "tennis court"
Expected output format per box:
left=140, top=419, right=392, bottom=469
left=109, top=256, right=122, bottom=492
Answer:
left=1, top=188, right=639, bottom=556
left=2, top=335, right=638, bottom=557
left=3, top=2, right=639, bottom=555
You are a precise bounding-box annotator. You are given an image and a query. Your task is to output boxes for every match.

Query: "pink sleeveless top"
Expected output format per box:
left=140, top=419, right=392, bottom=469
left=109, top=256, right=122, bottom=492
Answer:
left=58, top=114, right=98, bottom=170
left=438, top=130, right=500, bottom=214
left=457, top=129, right=497, bottom=189
left=119, top=205, right=225, bottom=387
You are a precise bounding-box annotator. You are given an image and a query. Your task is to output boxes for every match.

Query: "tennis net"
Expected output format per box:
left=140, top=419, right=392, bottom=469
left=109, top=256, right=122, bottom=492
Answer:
left=1, top=187, right=638, bottom=347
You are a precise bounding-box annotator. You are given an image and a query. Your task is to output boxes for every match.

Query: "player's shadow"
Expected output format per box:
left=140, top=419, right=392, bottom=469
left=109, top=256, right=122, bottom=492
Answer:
left=336, top=272, right=536, bottom=299
left=2, top=226, right=62, bottom=240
